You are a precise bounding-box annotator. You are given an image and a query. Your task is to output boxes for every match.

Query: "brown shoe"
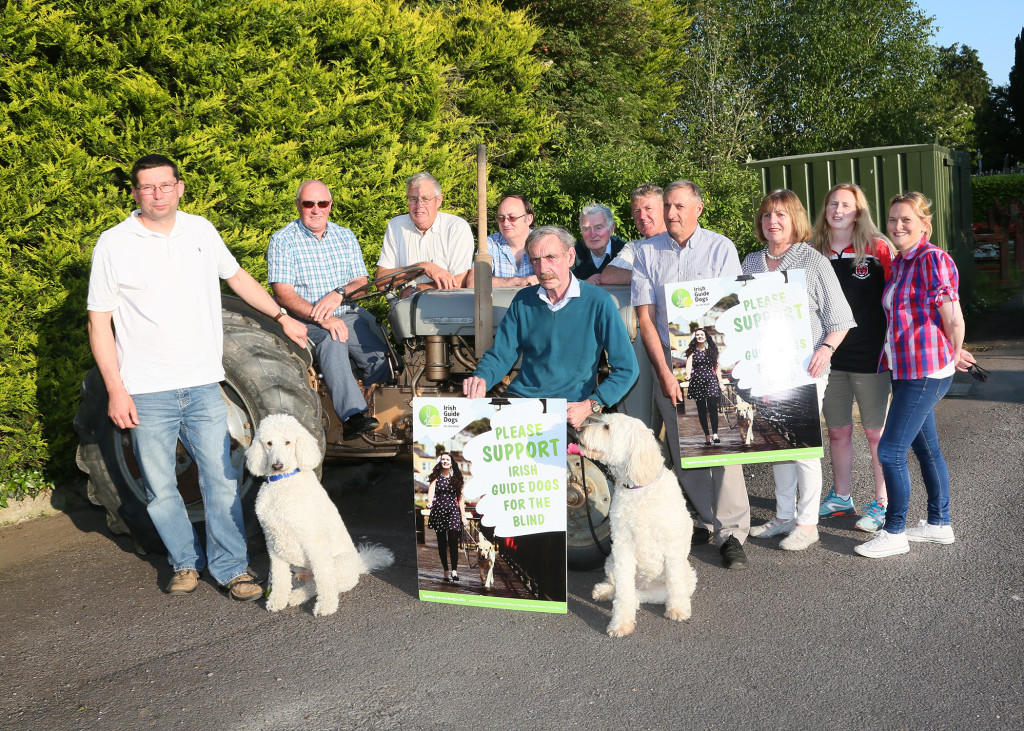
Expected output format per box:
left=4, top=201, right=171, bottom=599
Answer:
left=166, top=569, right=200, bottom=595
left=225, top=572, right=263, bottom=602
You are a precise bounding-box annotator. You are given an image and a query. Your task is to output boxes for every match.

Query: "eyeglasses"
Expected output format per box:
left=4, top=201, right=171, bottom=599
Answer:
left=135, top=182, right=179, bottom=195
left=407, top=195, right=440, bottom=206
left=581, top=224, right=609, bottom=235
left=300, top=200, right=331, bottom=209
left=966, top=363, right=990, bottom=382
left=496, top=214, right=527, bottom=224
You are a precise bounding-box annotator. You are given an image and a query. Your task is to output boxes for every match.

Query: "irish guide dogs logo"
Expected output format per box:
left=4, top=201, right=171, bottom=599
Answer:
left=671, top=288, right=693, bottom=308
left=418, top=404, right=442, bottom=427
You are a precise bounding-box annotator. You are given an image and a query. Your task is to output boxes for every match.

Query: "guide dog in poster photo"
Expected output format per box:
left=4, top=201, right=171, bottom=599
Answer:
left=577, top=413, right=697, bottom=637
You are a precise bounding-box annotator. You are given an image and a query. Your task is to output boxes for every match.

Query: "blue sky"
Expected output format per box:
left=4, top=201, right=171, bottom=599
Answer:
left=918, top=0, right=1020, bottom=86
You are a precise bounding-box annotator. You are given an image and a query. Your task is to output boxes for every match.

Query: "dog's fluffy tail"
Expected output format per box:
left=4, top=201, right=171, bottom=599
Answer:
left=357, top=543, right=395, bottom=572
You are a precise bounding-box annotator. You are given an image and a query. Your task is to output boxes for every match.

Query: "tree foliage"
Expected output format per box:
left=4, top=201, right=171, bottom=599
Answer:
left=0, top=0, right=551, bottom=481
left=976, top=27, right=1024, bottom=169
left=923, top=44, right=991, bottom=153
left=697, top=0, right=939, bottom=159
left=501, top=0, right=686, bottom=149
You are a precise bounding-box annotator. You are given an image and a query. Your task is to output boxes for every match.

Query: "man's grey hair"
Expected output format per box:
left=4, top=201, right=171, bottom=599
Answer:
left=525, top=225, right=575, bottom=256
left=579, top=202, right=614, bottom=229
left=630, top=183, right=664, bottom=205
left=406, top=172, right=442, bottom=196
left=296, top=179, right=332, bottom=201
left=664, top=179, right=703, bottom=204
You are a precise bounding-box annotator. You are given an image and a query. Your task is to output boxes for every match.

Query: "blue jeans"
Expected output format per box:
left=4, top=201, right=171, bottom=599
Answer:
left=877, top=375, right=953, bottom=534
left=307, top=308, right=391, bottom=421
left=131, top=384, right=249, bottom=584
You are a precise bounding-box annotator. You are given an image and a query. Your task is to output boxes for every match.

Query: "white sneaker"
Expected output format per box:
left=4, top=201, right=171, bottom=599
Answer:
left=779, top=527, right=819, bottom=551
left=904, top=520, right=955, bottom=544
left=854, top=530, right=910, bottom=558
left=749, top=517, right=797, bottom=539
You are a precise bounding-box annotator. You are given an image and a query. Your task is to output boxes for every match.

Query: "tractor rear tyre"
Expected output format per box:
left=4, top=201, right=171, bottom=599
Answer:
left=73, top=303, right=323, bottom=554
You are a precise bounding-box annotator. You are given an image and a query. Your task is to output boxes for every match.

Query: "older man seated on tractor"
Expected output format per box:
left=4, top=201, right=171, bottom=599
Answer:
left=463, top=226, right=638, bottom=428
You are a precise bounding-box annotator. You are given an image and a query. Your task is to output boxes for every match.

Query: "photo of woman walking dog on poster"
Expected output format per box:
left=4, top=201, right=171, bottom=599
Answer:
left=664, top=270, right=828, bottom=470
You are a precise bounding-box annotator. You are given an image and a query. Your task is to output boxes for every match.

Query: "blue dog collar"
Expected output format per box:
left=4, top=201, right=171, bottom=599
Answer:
left=265, top=468, right=300, bottom=482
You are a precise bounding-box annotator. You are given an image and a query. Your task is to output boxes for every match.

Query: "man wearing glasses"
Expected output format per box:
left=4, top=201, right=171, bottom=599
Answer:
left=267, top=180, right=390, bottom=436
left=376, top=172, right=473, bottom=295
left=465, top=194, right=538, bottom=288
left=87, top=154, right=308, bottom=601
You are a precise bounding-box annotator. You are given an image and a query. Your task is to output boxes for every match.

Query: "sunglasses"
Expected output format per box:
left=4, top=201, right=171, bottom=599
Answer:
left=966, top=363, right=990, bottom=383
left=300, top=200, right=331, bottom=209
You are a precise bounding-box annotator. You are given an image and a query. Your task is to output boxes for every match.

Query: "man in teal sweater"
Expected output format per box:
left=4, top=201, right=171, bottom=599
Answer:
left=463, top=226, right=639, bottom=428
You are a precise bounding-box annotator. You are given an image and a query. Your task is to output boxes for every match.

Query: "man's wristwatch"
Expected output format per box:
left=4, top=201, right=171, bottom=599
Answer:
left=589, top=399, right=603, bottom=414
left=273, top=307, right=287, bottom=322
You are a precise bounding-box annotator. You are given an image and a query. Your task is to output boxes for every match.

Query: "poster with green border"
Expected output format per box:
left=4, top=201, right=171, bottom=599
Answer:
left=412, top=397, right=567, bottom=613
left=664, top=271, right=825, bottom=468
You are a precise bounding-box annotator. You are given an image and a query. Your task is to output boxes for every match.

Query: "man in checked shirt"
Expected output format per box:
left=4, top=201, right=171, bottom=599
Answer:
left=268, top=179, right=389, bottom=435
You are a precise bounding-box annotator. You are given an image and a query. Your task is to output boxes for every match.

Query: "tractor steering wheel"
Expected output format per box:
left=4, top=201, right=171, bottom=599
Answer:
left=343, top=266, right=426, bottom=303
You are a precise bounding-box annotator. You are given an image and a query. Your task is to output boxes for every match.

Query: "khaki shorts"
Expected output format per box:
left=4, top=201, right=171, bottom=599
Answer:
left=822, top=370, right=892, bottom=429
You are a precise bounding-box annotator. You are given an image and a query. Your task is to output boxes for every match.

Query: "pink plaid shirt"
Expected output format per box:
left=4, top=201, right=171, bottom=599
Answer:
left=880, top=238, right=959, bottom=379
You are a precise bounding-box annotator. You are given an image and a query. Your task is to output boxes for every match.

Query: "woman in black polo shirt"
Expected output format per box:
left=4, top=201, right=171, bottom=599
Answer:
left=811, top=184, right=894, bottom=532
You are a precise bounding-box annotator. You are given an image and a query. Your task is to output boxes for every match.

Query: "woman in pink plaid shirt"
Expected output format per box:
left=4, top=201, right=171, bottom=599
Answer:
left=854, top=193, right=976, bottom=559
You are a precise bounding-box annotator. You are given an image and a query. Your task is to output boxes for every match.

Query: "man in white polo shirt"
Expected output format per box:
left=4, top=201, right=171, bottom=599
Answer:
left=376, top=172, right=474, bottom=296
left=87, top=154, right=307, bottom=601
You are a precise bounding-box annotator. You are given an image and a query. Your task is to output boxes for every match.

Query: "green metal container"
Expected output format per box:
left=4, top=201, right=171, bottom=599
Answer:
left=745, top=144, right=974, bottom=290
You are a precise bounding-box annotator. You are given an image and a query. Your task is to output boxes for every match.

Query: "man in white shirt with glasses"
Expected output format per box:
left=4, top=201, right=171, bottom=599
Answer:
left=376, top=172, right=474, bottom=296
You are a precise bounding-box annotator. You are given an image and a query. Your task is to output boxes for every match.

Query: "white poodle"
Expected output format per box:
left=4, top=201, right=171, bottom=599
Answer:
left=576, top=413, right=697, bottom=637
left=245, top=413, right=394, bottom=617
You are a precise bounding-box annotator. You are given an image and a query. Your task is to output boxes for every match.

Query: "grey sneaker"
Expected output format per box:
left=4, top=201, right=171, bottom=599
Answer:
left=165, top=569, right=200, bottom=595
left=854, top=530, right=910, bottom=558
left=749, top=517, right=797, bottom=539
left=904, top=520, right=955, bottom=544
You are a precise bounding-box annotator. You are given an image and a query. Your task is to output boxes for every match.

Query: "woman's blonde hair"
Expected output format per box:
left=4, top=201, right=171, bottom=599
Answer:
left=755, top=189, right=812, bottom=245
left=811, top=183, right=893, bottom=267
left=888, top=191, right=933, bottom=239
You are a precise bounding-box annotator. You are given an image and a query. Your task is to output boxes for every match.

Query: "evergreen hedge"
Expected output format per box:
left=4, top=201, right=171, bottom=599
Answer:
left=972, top=174, right=1024, bottom=223
left=0, top=0, right=552, bottom=484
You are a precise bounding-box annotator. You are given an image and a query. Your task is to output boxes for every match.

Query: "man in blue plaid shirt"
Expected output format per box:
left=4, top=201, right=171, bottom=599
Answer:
left=465, top=195, right=537, bottom=288
left=268, top=180, right=389, bottom=435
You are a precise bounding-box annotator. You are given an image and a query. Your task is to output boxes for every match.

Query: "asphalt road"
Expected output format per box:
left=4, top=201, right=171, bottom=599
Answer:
left=3, top=311, right=1022, bottom=730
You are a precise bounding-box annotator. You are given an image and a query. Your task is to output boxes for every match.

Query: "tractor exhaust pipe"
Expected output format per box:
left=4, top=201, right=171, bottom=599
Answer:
left=473, top=144, right=493, bottom=358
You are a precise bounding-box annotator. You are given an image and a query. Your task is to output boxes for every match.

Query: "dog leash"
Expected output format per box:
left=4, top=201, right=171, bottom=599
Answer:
left=265, top=468, right=300, bottom=482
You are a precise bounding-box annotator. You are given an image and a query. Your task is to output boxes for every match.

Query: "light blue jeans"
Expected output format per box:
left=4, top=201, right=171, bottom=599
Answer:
left=307, top=308, right=391, bottom=421
left=877, top=375, right=954, bottom=533
left=131, top=384, right=249, bottom=585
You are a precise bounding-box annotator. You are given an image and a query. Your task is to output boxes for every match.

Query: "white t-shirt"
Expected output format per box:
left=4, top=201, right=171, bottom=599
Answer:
left=608, top=239, right=641, bottom=270
left=87, top=210, right=240, bottom=395
left=377, top=211, right=473, bottom=285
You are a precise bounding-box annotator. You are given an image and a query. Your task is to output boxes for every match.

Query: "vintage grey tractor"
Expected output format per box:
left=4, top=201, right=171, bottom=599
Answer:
left=74, top=266, right=662, bottom=569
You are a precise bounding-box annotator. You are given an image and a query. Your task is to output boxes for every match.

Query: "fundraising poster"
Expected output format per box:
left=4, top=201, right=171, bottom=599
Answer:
left=412, top=397, right=567, bottom=613
left=664, top=271, right=824, bottom=468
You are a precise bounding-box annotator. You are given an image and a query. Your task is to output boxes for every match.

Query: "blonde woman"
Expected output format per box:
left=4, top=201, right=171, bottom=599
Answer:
left=812, top=184, right=895, bottom=532
left=855, top=193, right=975, bottom=558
